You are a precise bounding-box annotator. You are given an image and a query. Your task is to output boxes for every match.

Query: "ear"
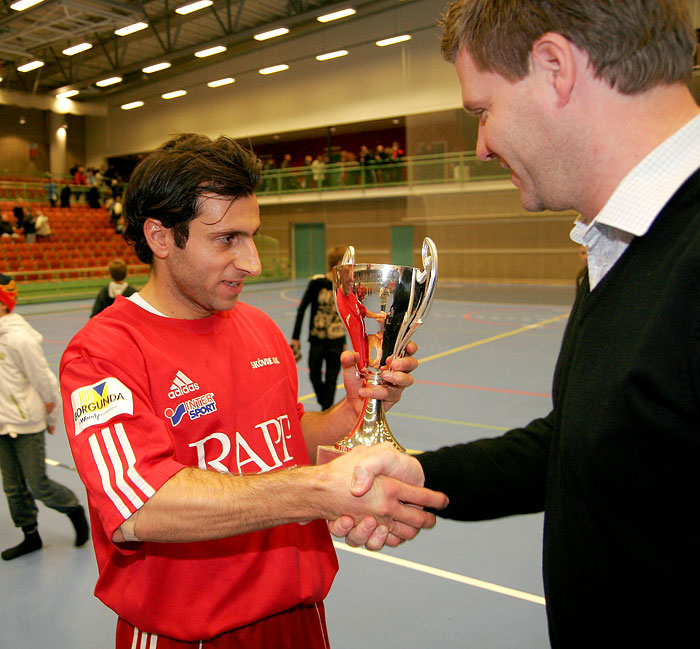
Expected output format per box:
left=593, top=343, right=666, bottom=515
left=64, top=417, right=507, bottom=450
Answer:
left=143, top=218, right=172, bottom=261
left=530, top=32, right=577, bottom=108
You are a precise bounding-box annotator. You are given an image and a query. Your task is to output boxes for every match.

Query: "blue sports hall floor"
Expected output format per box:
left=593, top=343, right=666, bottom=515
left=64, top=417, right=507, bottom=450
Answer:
left=0, top=278, right=578, bottom=648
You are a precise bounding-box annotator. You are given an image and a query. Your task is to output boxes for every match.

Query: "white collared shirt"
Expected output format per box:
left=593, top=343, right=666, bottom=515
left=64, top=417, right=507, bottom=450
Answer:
left=571, top=112, right=700, bottom=290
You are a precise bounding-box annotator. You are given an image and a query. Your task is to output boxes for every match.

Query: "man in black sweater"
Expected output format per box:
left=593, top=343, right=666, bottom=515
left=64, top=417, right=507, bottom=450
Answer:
left=329, top=1, right=700, bottom=646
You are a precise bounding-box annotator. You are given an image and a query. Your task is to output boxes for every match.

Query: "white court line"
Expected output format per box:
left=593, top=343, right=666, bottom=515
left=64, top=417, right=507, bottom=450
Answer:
left=333, top=541, right=546, bottom=606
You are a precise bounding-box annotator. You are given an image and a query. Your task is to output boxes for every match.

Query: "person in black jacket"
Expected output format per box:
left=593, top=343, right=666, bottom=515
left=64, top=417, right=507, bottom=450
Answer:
left=329, top=1, right=700, bottom=646
left=90, top=259, right=138, bottom=317
left=290, top=246, right=346, bottom=410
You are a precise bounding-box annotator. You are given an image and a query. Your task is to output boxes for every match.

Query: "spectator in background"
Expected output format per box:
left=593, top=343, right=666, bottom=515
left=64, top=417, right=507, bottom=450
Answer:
left=0, top=275, right=89, bottom=561
left=46, top=180, right=58, bottom=207
left=290, top=246, right=348, bottom=410
left=22, top=209, right=36, bottom=244
left=34, top=211, right=51, bottom=239
left=301, top=155, right=314, bottom=189
left=60, top=183, right=71, bottom=208
left=388, top=142, right=406, bottom=183
left=372, top=144, right=389, bottom=183
left=73, top=166, right=88, bottom=186
left=312, top=153, right=326, bottom=188
left=12, top=205, right=24, bottom=230
left=342, top=150, right=360, bottom=186
left=109, top=195, right=123, bottom=230
left=90, top=260, right=138, bottom=318
left=280, top=153, right=298, bottom=191
left=358, top=144, right=372, bottom=184
left=261, top=157, right=277, bottom=192
left=0, top=214, right=16, bottom=238
left=87, top=183, right=101, bottom=209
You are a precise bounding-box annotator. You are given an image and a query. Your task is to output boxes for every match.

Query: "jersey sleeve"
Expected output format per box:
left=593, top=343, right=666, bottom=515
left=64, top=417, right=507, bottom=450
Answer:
left=61, top=345, right=186, bottom=539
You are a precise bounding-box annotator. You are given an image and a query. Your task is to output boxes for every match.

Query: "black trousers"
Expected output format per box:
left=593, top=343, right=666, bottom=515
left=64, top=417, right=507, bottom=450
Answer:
left=308, top=340, right=344, bottom=410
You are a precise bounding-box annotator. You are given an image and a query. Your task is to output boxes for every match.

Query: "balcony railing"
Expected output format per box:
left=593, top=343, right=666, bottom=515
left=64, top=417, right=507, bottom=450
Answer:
left=0, top=152, right=511, bottom=203
left=259, top=152, right=510, bottom=195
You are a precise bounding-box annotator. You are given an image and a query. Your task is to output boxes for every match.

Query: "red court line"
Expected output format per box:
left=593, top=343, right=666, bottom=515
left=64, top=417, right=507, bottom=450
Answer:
left=414, top=378, right=551, bottom=398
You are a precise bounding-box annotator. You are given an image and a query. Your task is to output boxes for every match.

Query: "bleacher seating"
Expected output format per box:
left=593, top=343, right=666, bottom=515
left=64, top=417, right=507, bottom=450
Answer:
left=0, top=202, right=146, bottom=282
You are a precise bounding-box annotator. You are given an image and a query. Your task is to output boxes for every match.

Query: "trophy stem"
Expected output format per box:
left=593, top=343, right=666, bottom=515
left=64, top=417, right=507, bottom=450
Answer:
left=335, top=371, right=406, bottom=453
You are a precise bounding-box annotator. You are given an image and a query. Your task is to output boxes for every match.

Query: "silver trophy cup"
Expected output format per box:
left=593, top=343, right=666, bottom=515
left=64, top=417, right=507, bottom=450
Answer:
left=331, top=237, right=438, bottom=453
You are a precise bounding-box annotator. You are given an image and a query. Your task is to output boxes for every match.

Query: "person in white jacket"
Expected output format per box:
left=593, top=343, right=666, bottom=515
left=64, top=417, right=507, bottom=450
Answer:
left=0, top=274, right=89, bottom=560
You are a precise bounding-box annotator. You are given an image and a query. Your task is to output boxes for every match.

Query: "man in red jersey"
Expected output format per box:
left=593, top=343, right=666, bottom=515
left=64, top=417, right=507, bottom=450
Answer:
left=60, top=133, right=447, bottom=648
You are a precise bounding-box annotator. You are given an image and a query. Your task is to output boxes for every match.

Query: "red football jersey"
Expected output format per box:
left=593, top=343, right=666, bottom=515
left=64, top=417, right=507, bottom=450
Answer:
left=60, top=297, right=338, bottom=641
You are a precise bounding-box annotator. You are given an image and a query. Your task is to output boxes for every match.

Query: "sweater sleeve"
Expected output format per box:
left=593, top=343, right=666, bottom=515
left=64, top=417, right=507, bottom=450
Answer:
left=416, top=411, right=553, bottom=521
left=12, top=335, right=60, bottom=407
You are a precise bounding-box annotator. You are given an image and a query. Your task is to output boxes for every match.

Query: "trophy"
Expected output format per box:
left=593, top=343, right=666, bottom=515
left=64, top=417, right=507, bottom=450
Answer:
left=317, top=237, right=437, bottom=462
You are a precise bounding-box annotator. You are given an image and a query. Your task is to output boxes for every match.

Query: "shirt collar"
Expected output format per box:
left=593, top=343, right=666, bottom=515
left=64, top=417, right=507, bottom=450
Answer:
left=587, top=112, right=700, bottom=237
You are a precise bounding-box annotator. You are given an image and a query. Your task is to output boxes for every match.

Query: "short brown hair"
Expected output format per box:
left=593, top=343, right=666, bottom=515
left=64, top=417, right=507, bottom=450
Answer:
left=108, top=259, right=128, bottom=282
left=440, top=0, right=696, bottom=93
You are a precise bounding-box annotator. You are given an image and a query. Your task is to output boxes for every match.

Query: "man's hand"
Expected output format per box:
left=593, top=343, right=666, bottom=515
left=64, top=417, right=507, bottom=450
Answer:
left=323, top=444, right=447, bottom=550
left=341, top=341, right=418, bottom=416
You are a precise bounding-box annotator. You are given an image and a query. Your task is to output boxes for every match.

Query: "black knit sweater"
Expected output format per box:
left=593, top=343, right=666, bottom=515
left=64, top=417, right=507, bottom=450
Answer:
left=418, top=168, right=700, bottom=647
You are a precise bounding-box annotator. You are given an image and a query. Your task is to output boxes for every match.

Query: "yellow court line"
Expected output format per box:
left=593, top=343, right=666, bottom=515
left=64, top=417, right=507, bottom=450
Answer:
left=333, top=542, right=546, bottom=606
left=389, top=411, right=509, bottom=432
left=419, top=313, right=569, bottom=364
left=299, top=313, right=568, bottom=403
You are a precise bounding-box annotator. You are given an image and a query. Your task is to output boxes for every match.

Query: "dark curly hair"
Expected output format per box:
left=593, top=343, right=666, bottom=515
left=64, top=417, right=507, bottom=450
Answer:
left=123, top=134, right=261, bottom=264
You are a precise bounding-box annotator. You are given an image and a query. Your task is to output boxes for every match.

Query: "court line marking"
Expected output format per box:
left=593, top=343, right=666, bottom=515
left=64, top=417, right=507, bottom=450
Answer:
left=333, top=541, right=546, bottom=606
left=414, top=378, right=550, bottom=398
left=299, top=315, right=566, bottom=404
left=418, top=313, right=569, bottom=364
left=389, top=411, right=509, bottom=431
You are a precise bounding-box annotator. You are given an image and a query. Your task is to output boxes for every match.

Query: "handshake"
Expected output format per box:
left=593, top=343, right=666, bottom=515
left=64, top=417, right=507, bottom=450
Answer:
left=316, top=443, right=449, bottom=551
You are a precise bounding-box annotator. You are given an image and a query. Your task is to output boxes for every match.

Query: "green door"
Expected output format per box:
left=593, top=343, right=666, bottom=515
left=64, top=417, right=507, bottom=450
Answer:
left=391, top=226, right=414, bottom=267
left=293, top=223, right=326, bottom=279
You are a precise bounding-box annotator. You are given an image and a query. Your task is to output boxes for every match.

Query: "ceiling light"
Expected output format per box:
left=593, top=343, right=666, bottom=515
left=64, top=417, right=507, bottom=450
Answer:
left=115, top=22, right=148, bottom=36
left=316, top=50, right=348, bottom=61
left=62, top=42, right=92, bottom=56
left=259, top=64, right=289, bottom=75
left=254, top=27, right=289, bottom=41
left=17, top=60, right=44, bottom=73
left=56, top=89, right=79, bottom=99
left=162, top=90, right=187, bottom=99
left=142, top=62, right=171, bottom=73
left=207, top=77, right=235, bottom=87
left=376, top=35, right=412, bottom=47
left=10, top=0, right=45, bottom=10
left=317, top=8, right=356, bottom=23
left=195, top=45, right=226, bottom=58
left=96, top=76, right=122, bottom=87
left=175, top=0, right=212, bottom=15
left=121, top=101, right=144, bottom=110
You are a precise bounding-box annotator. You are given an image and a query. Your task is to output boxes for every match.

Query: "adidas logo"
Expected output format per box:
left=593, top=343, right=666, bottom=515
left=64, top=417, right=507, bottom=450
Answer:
left=168, top=371, right=200, bottom=399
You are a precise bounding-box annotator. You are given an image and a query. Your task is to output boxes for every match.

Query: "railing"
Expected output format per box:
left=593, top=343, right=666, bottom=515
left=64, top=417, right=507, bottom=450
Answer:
left=1, top=152, right=510, bottom=203
left=258, top=152, right=510, bottom=195
left=0, top=179, right=104, bottom=203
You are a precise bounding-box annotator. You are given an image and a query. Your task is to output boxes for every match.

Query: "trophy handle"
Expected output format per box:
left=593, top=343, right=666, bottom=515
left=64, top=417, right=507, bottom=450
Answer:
left=341, top=246, right=355, bottom=266
left=394, top=237, right=438, bottom=358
